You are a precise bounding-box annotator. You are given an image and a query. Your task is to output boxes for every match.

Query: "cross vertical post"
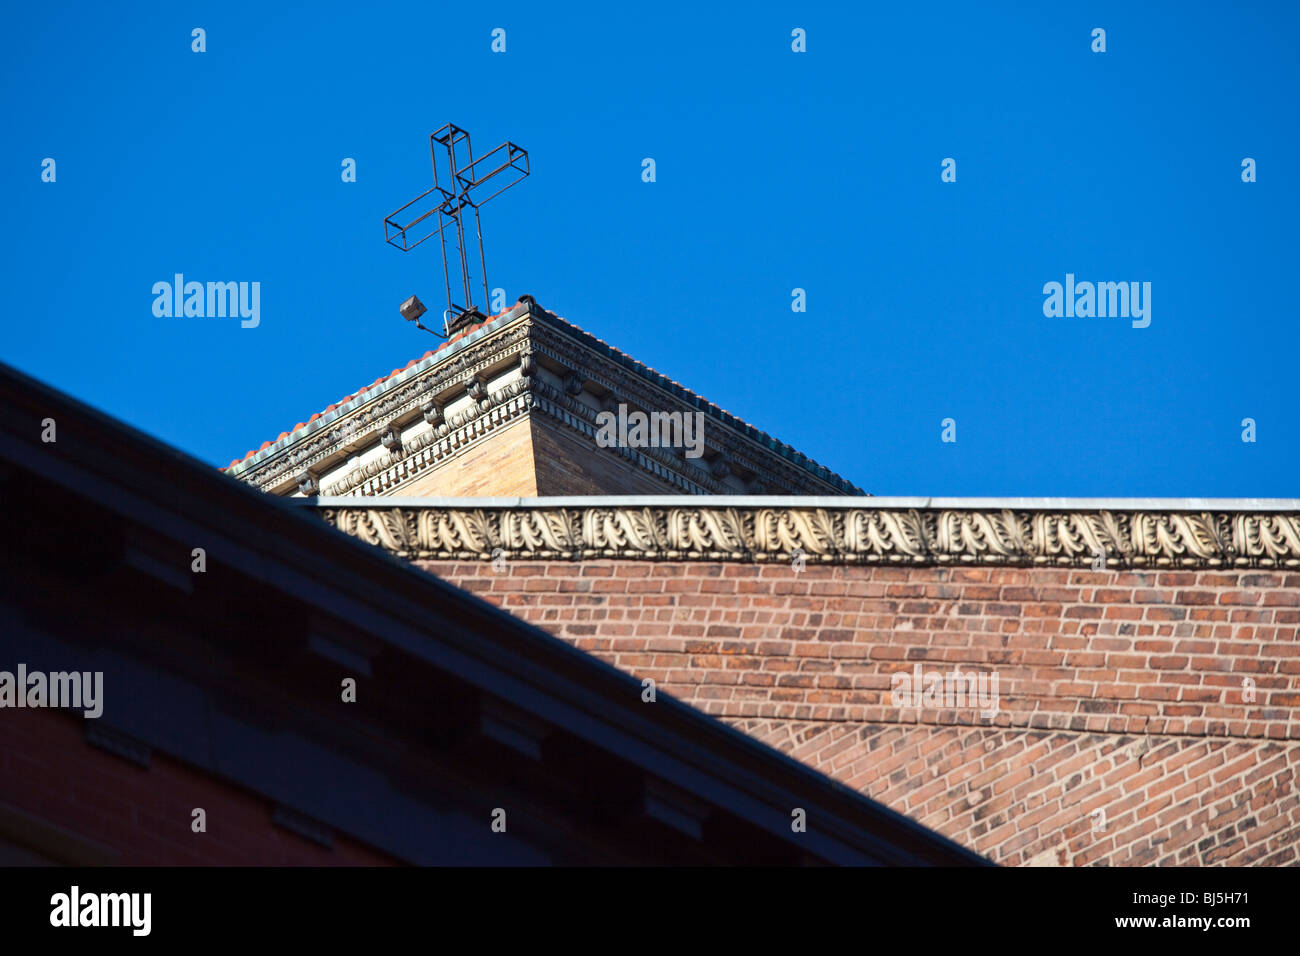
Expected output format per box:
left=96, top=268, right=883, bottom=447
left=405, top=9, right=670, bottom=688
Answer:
left=384, top=123, right=530, bottom=337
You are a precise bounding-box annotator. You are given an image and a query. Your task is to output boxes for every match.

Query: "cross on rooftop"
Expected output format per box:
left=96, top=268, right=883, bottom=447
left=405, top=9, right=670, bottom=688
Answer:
left=384, top=123, right=529, bottom=336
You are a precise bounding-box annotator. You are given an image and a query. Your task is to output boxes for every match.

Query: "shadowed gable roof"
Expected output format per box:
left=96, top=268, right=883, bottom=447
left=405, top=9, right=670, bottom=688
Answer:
left=0, top=358, right=984, bottom=865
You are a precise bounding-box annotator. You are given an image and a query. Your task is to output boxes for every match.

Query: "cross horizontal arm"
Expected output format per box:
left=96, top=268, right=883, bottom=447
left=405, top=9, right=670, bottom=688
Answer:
left=453, top=141, right=530, bottom=209
left=383, top=185, right=471, bottom=252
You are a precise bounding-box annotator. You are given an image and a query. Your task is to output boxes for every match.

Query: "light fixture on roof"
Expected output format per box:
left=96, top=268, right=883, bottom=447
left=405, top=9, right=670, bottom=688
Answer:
left=399, top=294, right=442, bottom=338
left=399, top=295, right=426, bottom=323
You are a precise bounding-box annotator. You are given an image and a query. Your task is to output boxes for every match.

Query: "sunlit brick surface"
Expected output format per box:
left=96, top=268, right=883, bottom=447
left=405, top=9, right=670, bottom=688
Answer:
left=420, top=559, right=1300, bottom=866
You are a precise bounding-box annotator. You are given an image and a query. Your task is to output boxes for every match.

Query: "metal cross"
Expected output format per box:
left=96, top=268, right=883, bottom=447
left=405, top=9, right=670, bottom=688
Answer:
left=384, top=123, right=529, bottom=335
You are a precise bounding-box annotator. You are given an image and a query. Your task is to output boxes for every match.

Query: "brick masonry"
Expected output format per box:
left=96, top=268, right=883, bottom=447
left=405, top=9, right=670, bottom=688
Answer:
left=399, top=420, right=540, bottom=497
left=394, top=418, right=679, bottom=497
left=0, top=707, right=396, bottom=865
left=417, top=558, right=1300, bottom=866
left=529, top=419, right=678, bottom=496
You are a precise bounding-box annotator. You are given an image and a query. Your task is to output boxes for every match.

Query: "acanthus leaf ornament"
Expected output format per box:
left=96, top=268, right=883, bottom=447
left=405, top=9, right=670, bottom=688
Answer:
left=313, top=505, right=1300, bottom=568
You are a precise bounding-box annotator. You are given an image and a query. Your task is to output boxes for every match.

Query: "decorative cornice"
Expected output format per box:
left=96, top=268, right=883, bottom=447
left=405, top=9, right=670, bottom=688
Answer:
left=322, top=381, right=535, bottom=496
left=239, top=320, right=533, bottom=491
left=310, top=501, right=1300, bottom=568
left=231, top=304, right=864, bottom=497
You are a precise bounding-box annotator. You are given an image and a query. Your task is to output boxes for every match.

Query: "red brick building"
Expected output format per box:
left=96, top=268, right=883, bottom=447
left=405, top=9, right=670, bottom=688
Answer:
left=219, top=297, right=1299, bottom=866
left=415, top=545, right=1300, bottom=866
left=0, top=359, right=980, bottom=866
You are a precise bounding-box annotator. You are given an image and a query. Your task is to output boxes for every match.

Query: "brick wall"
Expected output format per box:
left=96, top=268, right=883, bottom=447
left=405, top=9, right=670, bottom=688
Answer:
left=418, top=559, right=1300, bottom=866
left=528, top=420, right=678, bottom=496
left=394, top=418, right=678, bottom=497
left=0, top=707, right=397, bottom=866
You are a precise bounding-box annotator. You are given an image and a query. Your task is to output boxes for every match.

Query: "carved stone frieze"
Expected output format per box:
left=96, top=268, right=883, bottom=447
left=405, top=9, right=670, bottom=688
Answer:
left=313, top=505, right=1300, bottom=568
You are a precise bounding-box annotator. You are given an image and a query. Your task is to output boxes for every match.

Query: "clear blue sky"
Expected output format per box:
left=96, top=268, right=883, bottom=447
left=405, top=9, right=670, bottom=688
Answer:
left=4, top=1, right=1296, bottom=496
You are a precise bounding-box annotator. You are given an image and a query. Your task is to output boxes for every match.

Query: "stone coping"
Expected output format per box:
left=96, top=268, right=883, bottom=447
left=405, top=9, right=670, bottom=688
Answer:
left=300, top=496, right=1300, bottom=511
